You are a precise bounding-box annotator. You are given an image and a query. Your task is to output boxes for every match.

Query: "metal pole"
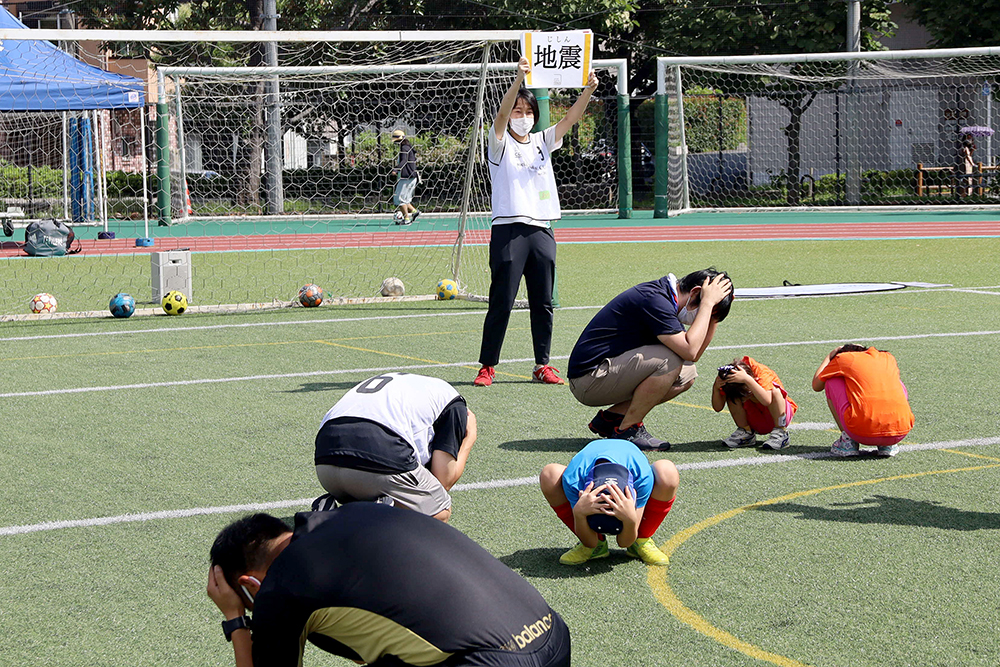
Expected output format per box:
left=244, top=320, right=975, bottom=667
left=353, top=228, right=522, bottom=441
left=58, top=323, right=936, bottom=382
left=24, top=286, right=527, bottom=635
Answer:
left=673, top=66, right=691, bottom=211
left=175, top=84, right=189, bottom=219
left=263, top=0, right=284, bottom=214
left=140, top=106, right=150, bottom=239
left=845, top=0, right=862, bottom=204
left=452, top=43, right=491, bottom=290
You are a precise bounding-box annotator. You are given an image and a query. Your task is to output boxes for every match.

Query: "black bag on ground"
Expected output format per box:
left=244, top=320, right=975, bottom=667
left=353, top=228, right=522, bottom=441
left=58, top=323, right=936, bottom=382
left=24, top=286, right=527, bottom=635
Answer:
left=24, top=219, right=80, bottom=256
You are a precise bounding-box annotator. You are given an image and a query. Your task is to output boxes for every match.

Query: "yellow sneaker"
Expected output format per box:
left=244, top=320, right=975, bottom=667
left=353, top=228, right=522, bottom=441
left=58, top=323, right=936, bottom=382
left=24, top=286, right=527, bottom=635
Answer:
left=559, top=539, right=609, bottom=565
left=626, top=538, right=669, bottom=566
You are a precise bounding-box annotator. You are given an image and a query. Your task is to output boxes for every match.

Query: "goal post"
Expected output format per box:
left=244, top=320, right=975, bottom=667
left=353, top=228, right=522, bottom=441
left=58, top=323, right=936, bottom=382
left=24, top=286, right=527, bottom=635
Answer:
left=0, top=29, right=627, bottom=318
left=655, top=46, right=1000, bottom=216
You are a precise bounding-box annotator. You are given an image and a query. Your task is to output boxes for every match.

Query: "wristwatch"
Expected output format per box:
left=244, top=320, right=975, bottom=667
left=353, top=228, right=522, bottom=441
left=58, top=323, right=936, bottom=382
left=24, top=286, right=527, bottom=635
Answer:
left=222, top=615, right=252, bottom=642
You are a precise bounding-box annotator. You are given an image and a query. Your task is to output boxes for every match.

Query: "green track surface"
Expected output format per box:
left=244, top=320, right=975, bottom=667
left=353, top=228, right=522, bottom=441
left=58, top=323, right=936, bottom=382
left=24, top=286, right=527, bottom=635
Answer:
left=2, top=235, right=999, bottom=666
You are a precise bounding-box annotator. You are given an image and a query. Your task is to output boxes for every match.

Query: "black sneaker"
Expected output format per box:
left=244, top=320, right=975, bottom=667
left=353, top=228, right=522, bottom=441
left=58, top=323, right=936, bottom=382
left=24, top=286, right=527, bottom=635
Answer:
left=615, top=422, right=671, bottom=451
left=2, top=218, right=12, bottom=237
left=411, top=210, right=420, bottom=223
left=311, top=493, right=339, bottom=512
left=588, top=410, right=624, bottom=438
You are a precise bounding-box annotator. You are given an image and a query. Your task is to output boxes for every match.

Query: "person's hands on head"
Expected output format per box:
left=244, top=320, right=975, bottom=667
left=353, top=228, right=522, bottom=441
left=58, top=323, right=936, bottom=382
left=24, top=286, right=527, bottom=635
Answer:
left=700, top=273, right=733, bottom=308
left=724, top=366, right=751, bottom=385
left=602, top=482, right=638, bottom=526
left=207, top=565, right=247, bottom=619
left=574, top=481, right=611, bottom=517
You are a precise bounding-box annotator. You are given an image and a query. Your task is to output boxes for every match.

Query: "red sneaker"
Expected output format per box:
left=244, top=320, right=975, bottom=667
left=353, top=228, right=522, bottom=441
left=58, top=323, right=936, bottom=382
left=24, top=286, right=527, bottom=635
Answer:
left=532, top=365, right=565, bottom=385
left=473, top=366, right=495, bottom=387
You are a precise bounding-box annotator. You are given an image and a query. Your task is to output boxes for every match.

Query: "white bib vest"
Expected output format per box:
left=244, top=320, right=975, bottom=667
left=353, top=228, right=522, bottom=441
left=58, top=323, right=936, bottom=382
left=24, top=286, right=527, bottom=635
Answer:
left=320, top=373, right=460, bottom=466
left=488, top=125, right=562, bottom=228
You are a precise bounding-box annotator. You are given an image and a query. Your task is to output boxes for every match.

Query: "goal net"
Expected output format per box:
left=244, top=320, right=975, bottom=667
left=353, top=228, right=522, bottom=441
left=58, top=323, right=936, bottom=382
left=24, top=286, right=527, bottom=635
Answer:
left=0, top=29, right=623, bottom=318
left=656, top=48, right=1000, bottom=214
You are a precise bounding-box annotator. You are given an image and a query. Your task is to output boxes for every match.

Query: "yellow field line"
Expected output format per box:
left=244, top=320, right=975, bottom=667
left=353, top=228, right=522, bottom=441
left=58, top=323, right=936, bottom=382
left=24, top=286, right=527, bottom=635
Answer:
left=647, top=462, right=1000, bottom=666
left=940, top=448, right=1000, bottom=463
left=0, top=327, right=522, bottom=362
left=312, top=340, right=532, bottom=380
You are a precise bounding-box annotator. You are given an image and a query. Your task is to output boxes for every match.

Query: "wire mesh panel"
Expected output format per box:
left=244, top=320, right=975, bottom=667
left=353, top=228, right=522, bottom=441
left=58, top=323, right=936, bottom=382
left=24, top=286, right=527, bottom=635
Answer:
left=658, top=49, right=1000, bottom=213
left=0, top=31, right=622, bottom=317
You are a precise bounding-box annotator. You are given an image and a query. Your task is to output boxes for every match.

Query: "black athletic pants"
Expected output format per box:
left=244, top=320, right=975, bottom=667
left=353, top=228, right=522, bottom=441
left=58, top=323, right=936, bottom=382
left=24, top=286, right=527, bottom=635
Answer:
left=478, top=223, right=556, bottom=367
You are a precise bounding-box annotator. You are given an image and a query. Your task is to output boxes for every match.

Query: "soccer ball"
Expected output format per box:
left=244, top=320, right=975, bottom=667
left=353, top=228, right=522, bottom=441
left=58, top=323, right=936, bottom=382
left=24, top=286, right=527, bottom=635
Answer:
left=299, top=284, right=324, bottom=307
left=162, top=290, right=188, bottom=315
left=437, top=279, right=459, bottom=300
left=380, top=277, right=405, bottom=297
left=29, top=293, right=57, bottom=314
left=109, top=293, right=136, bottom=319
left=393, top=210, right=405, bottom=224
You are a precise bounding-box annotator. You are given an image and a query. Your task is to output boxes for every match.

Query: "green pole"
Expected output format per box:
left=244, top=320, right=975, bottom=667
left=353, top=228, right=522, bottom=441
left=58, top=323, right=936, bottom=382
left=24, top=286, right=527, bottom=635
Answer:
left=617, top=94, right=633, bottom=219
left=654, top=94, right=670, bottom=218
left=531, top=88, right=559, bottom=308
left=531, top=87, right=550, bottom=131
left=155, top=102, right=171, bottom=227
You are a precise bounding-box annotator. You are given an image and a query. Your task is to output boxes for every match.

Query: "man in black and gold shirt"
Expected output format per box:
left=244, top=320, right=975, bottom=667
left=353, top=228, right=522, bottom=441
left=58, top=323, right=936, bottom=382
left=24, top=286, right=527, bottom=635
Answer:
left=207, top=503, right=570, bottom=666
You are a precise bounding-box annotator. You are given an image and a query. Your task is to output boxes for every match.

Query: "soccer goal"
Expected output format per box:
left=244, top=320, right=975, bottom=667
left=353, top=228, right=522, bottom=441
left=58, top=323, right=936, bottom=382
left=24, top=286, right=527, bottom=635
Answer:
left=0, top=27, right=628, bottom=317
left=655, top=46, right=1000, bottom=216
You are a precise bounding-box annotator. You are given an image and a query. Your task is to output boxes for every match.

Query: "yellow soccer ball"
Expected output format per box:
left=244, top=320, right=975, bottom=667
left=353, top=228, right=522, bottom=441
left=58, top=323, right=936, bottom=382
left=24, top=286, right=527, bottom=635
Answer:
left=162, top=290, right=188, bottom=315
left=437, top=279, right=458, bottom=300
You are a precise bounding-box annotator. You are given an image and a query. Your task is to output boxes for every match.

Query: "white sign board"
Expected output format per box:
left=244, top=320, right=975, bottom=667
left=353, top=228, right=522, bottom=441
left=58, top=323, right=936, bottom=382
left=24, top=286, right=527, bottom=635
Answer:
left=521, top=31, right=592, bottom=89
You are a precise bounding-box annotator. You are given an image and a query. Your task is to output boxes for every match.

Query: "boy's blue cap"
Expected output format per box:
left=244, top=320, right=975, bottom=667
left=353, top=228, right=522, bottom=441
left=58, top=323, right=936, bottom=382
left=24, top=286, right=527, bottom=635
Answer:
left=585, top=461, right=633, bottom=535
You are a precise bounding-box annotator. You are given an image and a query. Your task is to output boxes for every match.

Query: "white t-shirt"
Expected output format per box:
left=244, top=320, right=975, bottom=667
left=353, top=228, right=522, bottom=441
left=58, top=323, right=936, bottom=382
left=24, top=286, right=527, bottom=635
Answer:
left=487, top=124, right=563, bottom=228
left=320, top=373, right=461, bottom=466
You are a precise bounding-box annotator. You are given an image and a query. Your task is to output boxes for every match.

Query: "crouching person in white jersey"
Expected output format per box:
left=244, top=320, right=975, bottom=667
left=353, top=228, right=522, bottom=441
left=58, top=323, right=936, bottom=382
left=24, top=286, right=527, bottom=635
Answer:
left=313, top=372, right=477, bottom=522
left=473, top=56, right=599, bottom=388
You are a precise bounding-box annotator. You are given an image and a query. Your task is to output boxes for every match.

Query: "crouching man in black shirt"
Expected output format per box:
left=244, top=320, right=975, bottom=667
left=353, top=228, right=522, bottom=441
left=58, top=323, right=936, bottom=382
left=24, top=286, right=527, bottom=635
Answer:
left=207, top=503, right=571, bottom=667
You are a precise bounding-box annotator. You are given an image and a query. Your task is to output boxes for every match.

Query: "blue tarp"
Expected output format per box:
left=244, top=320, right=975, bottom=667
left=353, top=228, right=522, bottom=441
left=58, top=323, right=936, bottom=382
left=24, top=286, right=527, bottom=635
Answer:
left=0, top=7, right=145, bottom=111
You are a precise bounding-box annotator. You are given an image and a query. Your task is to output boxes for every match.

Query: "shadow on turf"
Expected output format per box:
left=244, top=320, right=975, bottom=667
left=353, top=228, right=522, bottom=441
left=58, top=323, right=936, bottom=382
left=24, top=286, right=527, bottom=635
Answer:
left=285, top=381, right=367, bottom=393
left=499, top=547, right=633, bottom=578
left=753, top=494, right=1000, bottom=531
left=499, top=437, right=594, bottom=453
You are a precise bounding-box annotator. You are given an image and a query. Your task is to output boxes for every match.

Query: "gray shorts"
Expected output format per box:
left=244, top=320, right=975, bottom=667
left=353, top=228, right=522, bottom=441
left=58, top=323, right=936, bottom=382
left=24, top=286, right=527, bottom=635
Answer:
left=569, top=344, right=698, bottom=407
left=315, top=463, right=451, bottom=516
left=394, top=177, right=417, bottom=205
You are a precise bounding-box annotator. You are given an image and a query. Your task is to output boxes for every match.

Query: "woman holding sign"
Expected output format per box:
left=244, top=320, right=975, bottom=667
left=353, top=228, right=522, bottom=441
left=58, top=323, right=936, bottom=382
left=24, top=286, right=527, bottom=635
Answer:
left=473, top=56, right=599, bottom=388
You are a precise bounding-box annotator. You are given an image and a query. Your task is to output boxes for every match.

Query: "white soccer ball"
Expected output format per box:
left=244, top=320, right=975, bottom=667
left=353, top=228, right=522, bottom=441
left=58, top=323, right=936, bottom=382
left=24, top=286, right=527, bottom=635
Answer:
left=30, top=293, right=57, bottom=314
left=393, top=211, right=404, bottom=223
left=380, top=277, right=405, bottom=297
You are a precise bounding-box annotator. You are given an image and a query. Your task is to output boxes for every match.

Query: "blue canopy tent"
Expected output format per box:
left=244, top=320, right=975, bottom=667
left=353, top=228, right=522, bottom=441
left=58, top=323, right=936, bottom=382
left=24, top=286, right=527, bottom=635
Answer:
left=0, top=6, right=147, bottom=233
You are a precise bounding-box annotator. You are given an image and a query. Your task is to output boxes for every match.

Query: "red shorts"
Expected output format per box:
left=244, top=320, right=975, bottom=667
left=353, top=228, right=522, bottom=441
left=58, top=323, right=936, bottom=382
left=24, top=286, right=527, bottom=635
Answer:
left=744, top=396, right=796, bottom=434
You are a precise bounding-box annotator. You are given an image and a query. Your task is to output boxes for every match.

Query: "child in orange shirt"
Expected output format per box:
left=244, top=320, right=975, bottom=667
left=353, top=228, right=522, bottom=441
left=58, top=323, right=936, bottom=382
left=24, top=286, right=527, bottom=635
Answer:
left=812, top=344, right=914, bottom=458
left=712, top=356, right=798, bottom=450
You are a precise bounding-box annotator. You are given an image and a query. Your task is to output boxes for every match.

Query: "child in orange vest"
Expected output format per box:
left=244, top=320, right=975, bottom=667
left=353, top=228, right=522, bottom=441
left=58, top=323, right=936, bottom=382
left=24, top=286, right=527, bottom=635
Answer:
left=812, top=344, right=914, bottom=457
left=712, top=356, right=798, bottom=450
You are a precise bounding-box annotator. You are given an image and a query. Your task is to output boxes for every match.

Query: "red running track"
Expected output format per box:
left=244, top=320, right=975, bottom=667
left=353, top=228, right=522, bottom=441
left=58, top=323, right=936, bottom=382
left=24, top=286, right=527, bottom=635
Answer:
left=2, top=220, right=999, bottom=258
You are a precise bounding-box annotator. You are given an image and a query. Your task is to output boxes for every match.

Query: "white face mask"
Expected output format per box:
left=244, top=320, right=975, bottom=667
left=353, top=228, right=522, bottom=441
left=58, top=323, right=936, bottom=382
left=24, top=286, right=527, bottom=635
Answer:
left=678, top=306, right=698, bottom=326
left=509, top=116, right=534, bottom=137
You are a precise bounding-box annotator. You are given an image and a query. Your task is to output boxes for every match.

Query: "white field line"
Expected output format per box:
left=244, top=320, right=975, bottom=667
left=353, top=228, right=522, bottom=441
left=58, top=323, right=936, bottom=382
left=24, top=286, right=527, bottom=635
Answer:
left=4, top=328, right=1000, bottom=399
left=3, top=436, right=999, bottom=538
left=3, top=285, right=1000, bottom=344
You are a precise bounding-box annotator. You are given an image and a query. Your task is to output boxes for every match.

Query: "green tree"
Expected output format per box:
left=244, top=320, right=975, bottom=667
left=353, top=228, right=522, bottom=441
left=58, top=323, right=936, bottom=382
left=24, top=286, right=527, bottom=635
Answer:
left=614, top=1, right=895, bottom=204
left=902, top=0, right=1000, bottom=48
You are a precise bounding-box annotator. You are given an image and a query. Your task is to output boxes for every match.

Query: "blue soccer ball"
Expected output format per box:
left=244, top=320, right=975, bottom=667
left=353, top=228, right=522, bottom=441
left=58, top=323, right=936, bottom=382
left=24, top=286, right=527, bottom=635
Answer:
left=109, top=292, right=136, bottom=318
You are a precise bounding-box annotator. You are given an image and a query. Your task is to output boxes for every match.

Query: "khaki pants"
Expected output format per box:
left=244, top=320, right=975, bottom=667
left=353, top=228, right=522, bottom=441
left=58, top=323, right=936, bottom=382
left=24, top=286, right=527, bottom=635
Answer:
left=569, top=344, right=698, bottom=407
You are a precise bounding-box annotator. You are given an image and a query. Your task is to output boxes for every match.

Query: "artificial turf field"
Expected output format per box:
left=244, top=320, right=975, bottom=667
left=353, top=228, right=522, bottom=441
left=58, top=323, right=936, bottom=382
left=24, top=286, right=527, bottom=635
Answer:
left=2, top=235, right=1000, bottom=667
